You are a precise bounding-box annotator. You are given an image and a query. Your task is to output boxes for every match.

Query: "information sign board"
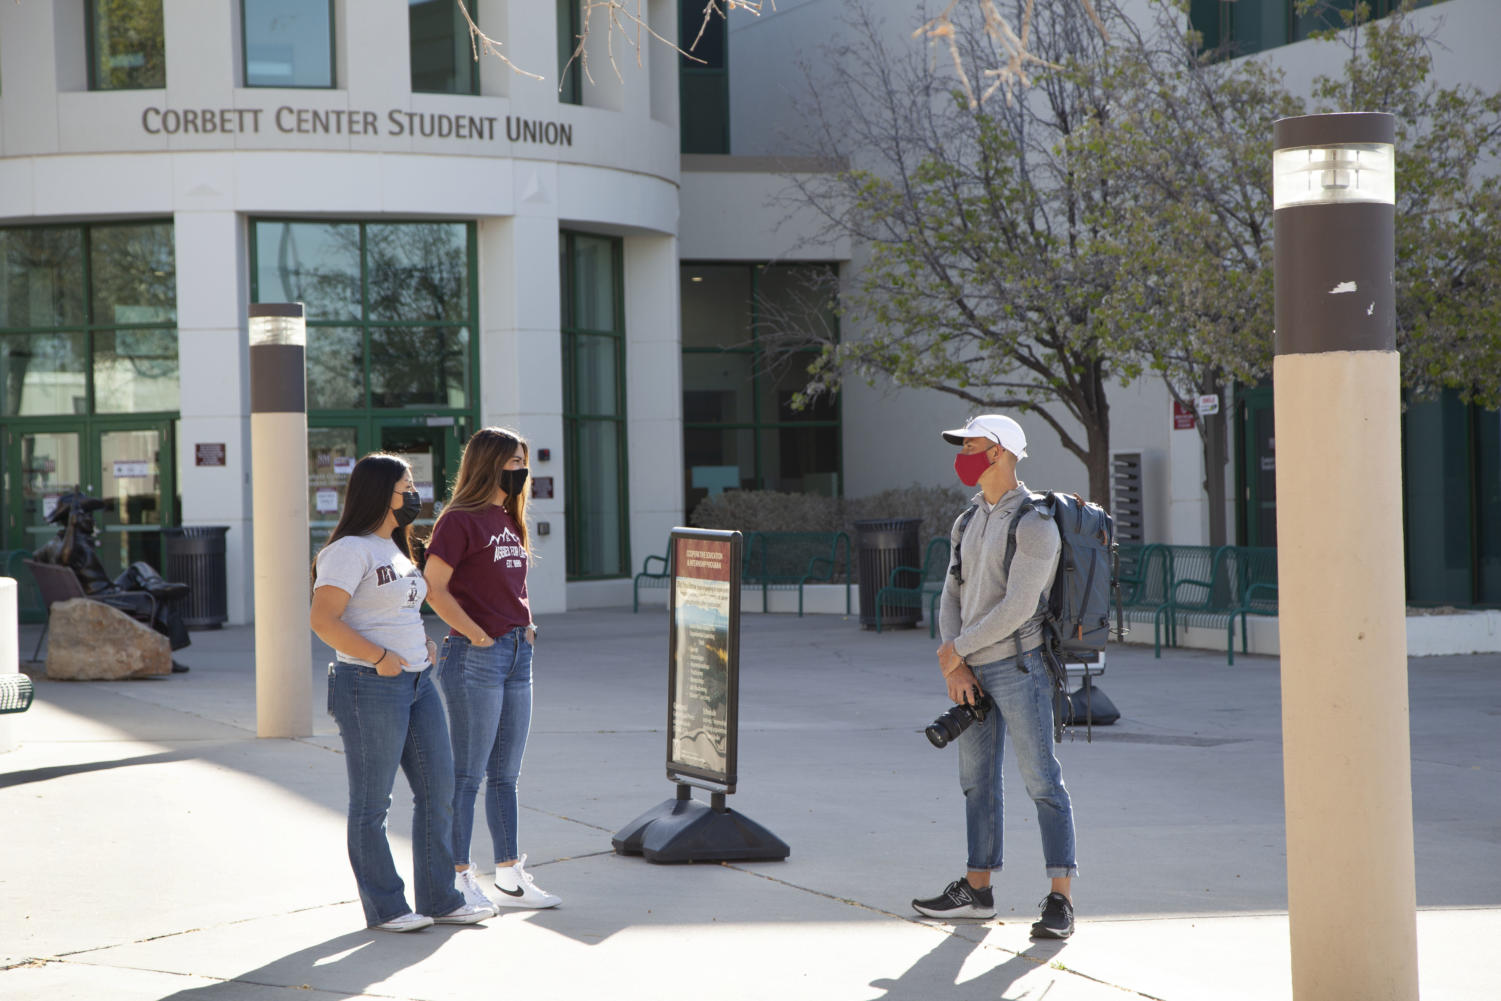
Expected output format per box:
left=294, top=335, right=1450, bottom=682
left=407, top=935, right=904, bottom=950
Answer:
left=665, top=528, right=742, bottom=793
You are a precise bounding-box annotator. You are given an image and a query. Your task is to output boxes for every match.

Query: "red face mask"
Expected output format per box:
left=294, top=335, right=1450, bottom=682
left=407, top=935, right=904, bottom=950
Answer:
left=954, top=447, right=993, bottom=487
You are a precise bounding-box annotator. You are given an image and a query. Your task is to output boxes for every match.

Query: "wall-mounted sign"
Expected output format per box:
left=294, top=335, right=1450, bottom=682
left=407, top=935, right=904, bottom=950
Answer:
left=113, top=460, right=151, bottom=479
left=1172, top=401, right=1197, bottom=430
left=139, top=105, right=575, bottom=147
left=195, top=442, right=226, bottom=467
left=532, top=476, right=554, bottom=500
left=333, top=456, right=355, bottom=476
left=1196, top=394, right=1221, bottom=416
left=315, top=487, right=339, bottom=513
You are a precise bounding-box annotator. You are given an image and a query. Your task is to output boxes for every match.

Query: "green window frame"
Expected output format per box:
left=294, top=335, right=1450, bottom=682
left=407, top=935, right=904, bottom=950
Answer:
left=248, top=218, right=480, bottom=424
left=680, top=262, right=841, bottom=519
left=678, top=0, right=728, bottom=153
left=241, top=0, right=336, bottom=89
left=557, top=0, right=582, bottom=105
left=86, top=0, right=166, bottom=91
left=1, top=220, right=179, bottom=419
left=410, top=0, right=479, bottom=95
left=560, top=230, right=629, bottom=580
left=1190, top=0, right=1447, bottom=57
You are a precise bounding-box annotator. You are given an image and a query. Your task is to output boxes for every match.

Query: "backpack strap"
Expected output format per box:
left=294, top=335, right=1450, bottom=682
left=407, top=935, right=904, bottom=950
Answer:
left=1003, top=494, right=1050, bottom=668
left=947, top=504, right=981, bottom=586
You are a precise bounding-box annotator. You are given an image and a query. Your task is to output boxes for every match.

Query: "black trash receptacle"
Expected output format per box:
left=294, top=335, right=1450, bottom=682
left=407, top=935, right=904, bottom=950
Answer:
left=855, top=518, right=923, bottom=630
left=163, top=526, right=231, bottom=629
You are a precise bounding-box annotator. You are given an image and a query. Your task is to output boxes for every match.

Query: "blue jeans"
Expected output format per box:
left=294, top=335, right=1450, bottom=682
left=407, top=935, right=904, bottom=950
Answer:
left=437, top=628, right=533, bottom=866
left=957, top=647, right=1078, bottom=878
left=327, top=664, right=466, bottom=926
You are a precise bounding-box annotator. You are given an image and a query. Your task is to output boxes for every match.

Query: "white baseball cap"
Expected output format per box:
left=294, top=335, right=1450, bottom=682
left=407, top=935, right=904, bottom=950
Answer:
left=940, top=414, right=1028, bottom=458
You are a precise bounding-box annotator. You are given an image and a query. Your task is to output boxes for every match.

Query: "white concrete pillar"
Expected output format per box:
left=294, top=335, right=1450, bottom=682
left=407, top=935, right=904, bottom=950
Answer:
left=0, top=0, right=62, bottom=153
left=1167, top=410, right=1208, bottom=545
left=478, top=179, right=565, bottom=613
left=623, top=234, right=684, bottom=567
left=173, top=207, right=254, bottom=625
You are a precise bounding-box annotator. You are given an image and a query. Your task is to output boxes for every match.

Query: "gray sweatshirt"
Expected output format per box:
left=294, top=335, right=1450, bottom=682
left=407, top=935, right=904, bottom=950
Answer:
left=939, top=481, right=1061, bottom=666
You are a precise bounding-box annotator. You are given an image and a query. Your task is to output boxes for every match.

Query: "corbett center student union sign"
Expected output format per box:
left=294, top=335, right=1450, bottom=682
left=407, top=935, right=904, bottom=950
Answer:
left=140, top=104, right=574, bottom=146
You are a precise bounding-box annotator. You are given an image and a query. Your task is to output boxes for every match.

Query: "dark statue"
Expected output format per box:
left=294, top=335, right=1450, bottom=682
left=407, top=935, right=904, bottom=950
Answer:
left=33, top=491, right=192, bottom=661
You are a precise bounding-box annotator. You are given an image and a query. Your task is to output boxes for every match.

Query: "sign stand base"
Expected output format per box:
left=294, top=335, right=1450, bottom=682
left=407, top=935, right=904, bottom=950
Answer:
left=613, top=785, right=790, bottom=864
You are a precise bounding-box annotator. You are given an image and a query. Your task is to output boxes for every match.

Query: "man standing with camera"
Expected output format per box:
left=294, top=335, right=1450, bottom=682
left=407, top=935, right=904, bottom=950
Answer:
left=911, top=415, right=1077, bottom=939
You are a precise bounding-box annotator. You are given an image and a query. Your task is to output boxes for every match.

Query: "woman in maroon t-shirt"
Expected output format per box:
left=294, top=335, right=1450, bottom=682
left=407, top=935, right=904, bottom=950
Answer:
left=424, top=427, right=561, bottom=910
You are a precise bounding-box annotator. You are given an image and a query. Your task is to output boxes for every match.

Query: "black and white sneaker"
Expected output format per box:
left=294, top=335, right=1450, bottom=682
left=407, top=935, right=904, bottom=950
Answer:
left=912, top=879, right=995, bottom=919
left=1030, top=892, right=1074, bottom=938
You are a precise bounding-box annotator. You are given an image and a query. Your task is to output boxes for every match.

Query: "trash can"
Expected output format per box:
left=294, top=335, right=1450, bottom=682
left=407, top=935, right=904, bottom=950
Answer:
left=162, top=526, right=230, bottom=629
left=854, top=518, right=922, bottom=630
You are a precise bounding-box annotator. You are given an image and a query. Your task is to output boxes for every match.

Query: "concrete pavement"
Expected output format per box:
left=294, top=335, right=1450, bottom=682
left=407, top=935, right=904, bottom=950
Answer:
left=2, top=609, right=1497, bottom=1000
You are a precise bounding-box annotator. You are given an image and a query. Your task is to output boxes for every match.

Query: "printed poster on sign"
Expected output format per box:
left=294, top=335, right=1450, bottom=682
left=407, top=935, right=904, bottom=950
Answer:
left=666, top=530, right=743, bottom=792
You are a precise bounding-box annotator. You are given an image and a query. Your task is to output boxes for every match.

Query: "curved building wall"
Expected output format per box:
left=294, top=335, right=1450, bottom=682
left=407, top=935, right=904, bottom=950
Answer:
left=0, top=0, right=683, bottom=621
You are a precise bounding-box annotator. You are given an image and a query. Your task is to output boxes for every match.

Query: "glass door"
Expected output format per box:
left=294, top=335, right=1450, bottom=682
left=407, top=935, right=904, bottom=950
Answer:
left=1239, top=386, right=1276, bottom=549
left=378, top=418, right=466, bottom=532
left=4, top=424, right=85, bottom=556
left=308, top=425, right=363, bottom=556
left=94, top=423, right=174, bottom=576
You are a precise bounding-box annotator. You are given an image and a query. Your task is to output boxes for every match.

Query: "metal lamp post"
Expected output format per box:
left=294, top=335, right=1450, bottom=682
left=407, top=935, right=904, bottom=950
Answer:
left=249, top=303, right=312, bottom=738
left=1272, top=112, right=1418, bottom=1001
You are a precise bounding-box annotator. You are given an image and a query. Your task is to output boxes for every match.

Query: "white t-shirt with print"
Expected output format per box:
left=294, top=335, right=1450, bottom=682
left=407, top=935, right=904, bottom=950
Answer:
left=313, top=534, right=430, bottom=671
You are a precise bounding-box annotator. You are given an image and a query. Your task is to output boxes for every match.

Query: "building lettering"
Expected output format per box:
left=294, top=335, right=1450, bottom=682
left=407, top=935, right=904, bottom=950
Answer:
left=139, top=105, right=572, bottom=147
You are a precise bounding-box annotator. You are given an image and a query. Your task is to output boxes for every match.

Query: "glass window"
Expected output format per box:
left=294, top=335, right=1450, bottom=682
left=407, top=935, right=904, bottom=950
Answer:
left=410, top=0, right=477, bottom=95
left=305, top=325, right=364, bottom=410
left=90, top=223, right=176, bottom=326
left=93, top=329, right=178, bottom=413
left=1403, top=390, right=1473, bottom=605
left=366, top=222, right=470, bottom=323
left=88, top=0, right=166, bottom=90
left=680, top=263, right=841, bottom=518
left=560, top=231, right=627, bottom=578
left=0, top=221, right=177, bottom=419
left=0, top=332, right=88, bottom=416
left=0, top=228, right=85, bottom=329
left=250, top=218, right=478, bottom=417
left=557, top=0, right=581, bottom=105
left=368, top=326, right=470, bottom=408
left=253, top=221, right=361, bottom=321
left=243, top=0, right=335, bottom=88
left=679, top=0, right=727, bottom=153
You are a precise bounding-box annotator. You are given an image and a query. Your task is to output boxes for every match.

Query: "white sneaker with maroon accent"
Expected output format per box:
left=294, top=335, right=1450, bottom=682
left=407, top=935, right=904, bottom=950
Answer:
left=493, top=854, right=561, bottom=908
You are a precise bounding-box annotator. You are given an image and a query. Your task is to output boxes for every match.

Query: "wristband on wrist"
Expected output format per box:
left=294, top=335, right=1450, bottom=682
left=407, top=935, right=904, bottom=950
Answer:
left=374, top=648, right=389, bottom=666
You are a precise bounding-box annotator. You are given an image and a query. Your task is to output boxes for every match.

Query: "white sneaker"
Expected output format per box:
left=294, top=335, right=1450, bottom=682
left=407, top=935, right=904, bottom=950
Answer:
left=455, top=866, right=496, bottom=912
left=493, top=853, right=561, bottom=908
left=433, top=901, right=495, bottom=925
left=374, top=911, right=433, bottom=933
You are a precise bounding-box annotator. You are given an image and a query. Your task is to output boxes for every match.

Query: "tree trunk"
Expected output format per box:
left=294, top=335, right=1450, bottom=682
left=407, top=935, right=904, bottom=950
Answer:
left=1085, top=417, right=1111, bottom=509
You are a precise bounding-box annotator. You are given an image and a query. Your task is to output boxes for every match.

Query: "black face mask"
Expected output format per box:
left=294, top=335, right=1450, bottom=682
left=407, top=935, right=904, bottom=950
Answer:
left=499, top=468, right=529, bottom=497
left=393, top=489, right=422, bottom=527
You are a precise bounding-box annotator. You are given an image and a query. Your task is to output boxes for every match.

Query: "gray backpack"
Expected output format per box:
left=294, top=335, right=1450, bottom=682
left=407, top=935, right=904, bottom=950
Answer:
left=953, top=491, right=1123, bottom=738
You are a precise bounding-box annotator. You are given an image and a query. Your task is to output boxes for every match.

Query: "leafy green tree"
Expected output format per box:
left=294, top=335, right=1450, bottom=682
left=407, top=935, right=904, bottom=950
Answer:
left=773, top=1, right=1132, bottom=503
left=1302, top=0, right=1501, bottom=408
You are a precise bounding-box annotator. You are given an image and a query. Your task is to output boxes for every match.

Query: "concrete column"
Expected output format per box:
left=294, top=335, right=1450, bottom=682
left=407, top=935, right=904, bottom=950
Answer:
left=249, top=305, right=312, bottom=738
left=477, top=199, right=565, bottom=613
left=1167, top=412, right=1208, bottom=544
left=1272, top=112, right=1417, bottom=1001
left=174, top=208, right=253, bottom=625
left=623, top=234, right=684, bottom=568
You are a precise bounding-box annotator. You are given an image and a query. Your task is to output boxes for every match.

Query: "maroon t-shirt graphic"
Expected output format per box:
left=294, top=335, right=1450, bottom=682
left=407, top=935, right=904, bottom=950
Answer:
left=426, top=506, right=530, bottom=639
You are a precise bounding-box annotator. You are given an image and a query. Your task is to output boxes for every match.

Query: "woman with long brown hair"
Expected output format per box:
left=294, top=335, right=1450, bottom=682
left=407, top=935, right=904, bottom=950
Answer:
left=310, top=453, right=495, bottom=932
left=424, top=427, right=560, bottom=910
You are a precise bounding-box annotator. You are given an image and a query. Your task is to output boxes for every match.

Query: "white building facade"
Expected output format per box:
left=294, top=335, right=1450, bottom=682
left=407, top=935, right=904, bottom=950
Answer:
left=3, top=0, right=1497, bottom=624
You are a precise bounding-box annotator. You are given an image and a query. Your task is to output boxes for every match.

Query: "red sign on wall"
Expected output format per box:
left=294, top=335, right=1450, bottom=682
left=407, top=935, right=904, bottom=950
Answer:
left=1172, top=401, right=1197, bottom=430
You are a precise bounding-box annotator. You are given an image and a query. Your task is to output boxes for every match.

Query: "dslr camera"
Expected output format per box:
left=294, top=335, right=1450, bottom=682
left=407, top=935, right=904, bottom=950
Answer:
left=925, top=691, right=995, bottom=749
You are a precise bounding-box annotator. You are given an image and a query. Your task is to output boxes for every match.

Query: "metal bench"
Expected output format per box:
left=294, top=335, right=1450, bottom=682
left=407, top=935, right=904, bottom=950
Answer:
left=874, top=537, right=951, bottom=636
left=631, top=541, right=673, bottom=613
left=741, top=531, right=852, bottom=616
left=0, top=673, right=34, bottom=714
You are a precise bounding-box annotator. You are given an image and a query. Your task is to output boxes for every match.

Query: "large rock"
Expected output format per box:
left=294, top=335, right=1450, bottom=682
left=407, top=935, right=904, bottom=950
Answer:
left=45, top=599, right=171, bottom=680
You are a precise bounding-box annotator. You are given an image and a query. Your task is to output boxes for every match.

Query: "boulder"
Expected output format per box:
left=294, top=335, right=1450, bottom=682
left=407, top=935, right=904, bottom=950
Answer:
left=45, top=599, right=171, bottom=680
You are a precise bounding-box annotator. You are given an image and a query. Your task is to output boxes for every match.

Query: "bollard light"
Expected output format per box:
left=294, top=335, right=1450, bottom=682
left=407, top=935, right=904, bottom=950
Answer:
left=249, top=302, right=311, bottom=738
left=1271, top=112, right=1417, bottom=1001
